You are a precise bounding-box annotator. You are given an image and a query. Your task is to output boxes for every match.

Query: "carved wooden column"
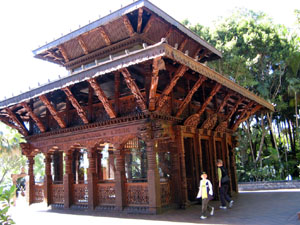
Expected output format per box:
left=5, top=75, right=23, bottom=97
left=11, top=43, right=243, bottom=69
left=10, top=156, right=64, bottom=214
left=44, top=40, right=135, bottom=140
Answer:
left=209, top=134, right=218, bottom=198
left=223, top=134, right=233, bottom=195
left=175, top=126, right=188, bottom=208
left=114, top=147, right=126, bottom=211
left=87, top=147, right=97, bottom=209
left=44, top=154, right=52, bottom=206
left=108, top=149, right=115, bottom=179
left=146, top=139, right=161, bottom=214
left=170, top=142, right=182, bottom=205
left=27, top=156, right=35, bottom=205
left=64, top=151, right=73, bottom=208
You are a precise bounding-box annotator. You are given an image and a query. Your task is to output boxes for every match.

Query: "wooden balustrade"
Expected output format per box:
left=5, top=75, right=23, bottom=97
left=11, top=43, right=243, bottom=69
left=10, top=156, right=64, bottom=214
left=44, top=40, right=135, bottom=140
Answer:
left=73, top=184, right=88, bottom=205
left=97, top=183, right=116, bottom=205
left=160, top=182, right=172, bottom=206
left=51, top=184, right=64, bottom=204
left=126, top=182, right=149, bottom=206
left=33, top=184, right=44, bottom=203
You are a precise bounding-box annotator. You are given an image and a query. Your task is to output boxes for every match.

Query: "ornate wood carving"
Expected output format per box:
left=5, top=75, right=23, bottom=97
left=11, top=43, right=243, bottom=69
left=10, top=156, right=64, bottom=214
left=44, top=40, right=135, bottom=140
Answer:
left=33, top=184, right=44, bottom=203
left=156, top=65, right=188, bottom=111
left=137, top=8, right=143, bottom=33
left=20, top=143, right=34, bottom=157
left=62, top=87, right=89, bottom=124
left=179, top=38, right=188, bottom=51
left=184, top=114, right=200, bottom=127
left=120, top=68, right=147, bottom=111
left=123, top=15, right=134, bottom=36
left=215, top=121, right=228, bottom=132
left=76, top=36, right=89, bottom=55
left=87, top=78, right=117, bottom=119
left=51, top=184, right=64, bottom=204
left=126, top=183, right=149, bottom=205
left=232, top=104, right=262, bottom=131
left=97, top=27, right=111, bottom=46
left=73, top=184, right=88, bottom=205
left=160, top=181, right=172, bottom=206
left=58, top=45, right=69, bottom=62
left=5, top=108, right=28, bottom=136
left=201, top=113, right=218, bottom=130
left=149, top=57, right=165, bottom=111
left=176, top=76, right=207, bottom=117
left=197, top=83, right=222, bottom=117
left=21, top=102, right=46, bottom=132
left=97, top=183, right=116, bottom=205
left=39, top=95, right=67, bottom=128
left=143, top=15, right=156, bottom=33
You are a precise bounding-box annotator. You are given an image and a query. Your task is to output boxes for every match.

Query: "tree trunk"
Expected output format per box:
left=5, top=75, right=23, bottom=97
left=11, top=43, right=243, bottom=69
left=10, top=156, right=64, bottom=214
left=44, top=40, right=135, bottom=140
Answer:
left=287, top=119, right=295, bottom=155
left=267, top=112, right=281, bottom=164
left=245, top=119, right=256, bottom=167
left=256, top=114, right=266, bottom=168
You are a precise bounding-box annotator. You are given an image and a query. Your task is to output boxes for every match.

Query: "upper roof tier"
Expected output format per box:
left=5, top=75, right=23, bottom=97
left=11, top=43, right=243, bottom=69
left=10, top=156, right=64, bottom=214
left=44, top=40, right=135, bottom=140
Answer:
left=32, top=0, right=222, bottom=70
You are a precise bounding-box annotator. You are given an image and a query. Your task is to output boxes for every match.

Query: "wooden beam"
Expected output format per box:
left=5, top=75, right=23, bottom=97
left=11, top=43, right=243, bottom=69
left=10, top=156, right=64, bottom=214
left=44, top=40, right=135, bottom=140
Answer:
left=197, top=83, right=222, bottom=117
left=156, top=65, right=188, bottom=111
left=58, top=45, right=69, bottom=62
left=97, top=27, right=111, bottom=46
left=217, top=92, right=232, bottom=113
left=163, top=27, right=173, bottom=40
left=178, top=38, right=188, bottom=51
left=45, top=50, right=64, bottom=62
left=176, top=76, right=207, bottom=117
left=123, top=15, right=134, bottom=36
left=232, top=104, right=262, bottom=131
left=76, top=36, right=89, bottom=55
left=21, top=102, right=46, bottom=132
left=0, top=115, right=27, bottom=135
left=5, top=108, right=28, bottom=136
left=39, top=95, right=67, bottom=128
left=62, top=87, right=89, bottom=124
left=149, top=57, right=165, bottom=111
left=137, top=8, right=143, bottom=33
left=114, top=72, right=121, bottom=115
left=120, top=68, right=147, bottom=111
left=87, top=78, right=117, bottom=119
left=225, top=97, right=245, bottom=121
left=143, top=15, right=156, bottom=34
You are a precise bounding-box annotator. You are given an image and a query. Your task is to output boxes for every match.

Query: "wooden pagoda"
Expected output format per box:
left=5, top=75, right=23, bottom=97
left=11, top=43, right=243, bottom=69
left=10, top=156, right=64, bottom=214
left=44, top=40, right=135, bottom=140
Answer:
left=0, top=0, right=274, bottom=214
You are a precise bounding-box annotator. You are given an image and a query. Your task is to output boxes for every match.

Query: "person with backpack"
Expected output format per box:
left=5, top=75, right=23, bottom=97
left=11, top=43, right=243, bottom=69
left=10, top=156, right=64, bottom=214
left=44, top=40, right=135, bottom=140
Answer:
left=217, top=159, right=234, bottom=209
left=196, top=172, right=214, bottom=220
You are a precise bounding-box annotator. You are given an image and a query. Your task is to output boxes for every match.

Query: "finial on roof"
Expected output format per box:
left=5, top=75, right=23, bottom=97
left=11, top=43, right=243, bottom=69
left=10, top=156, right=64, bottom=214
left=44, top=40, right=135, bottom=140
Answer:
left=161, top=38, right=167, bottom=43
left=38, top=82, right=41, bottom=86
left=125, top=49, right=130, bottom=55
left=121, top=4, right=122, bottom=8
left=48, top=79, right=51, bottom=83
left=194, top=55, right=199, bottom=61
left=109, top=55, right=113, bottom=61
left=61, top=33, right=63, bottom=36
left=185, top=50, right=189, bottom=56
left=4, top=96, right=6, bottom=100
left=28, top=86, right=31, bottom=90
left=79, top=25, right=81, bottom=28
left=110, top=10, right=112, bottom=13
left=58, top=75, right=61, bottom=78
left=142, top=43, right=147, bottom=49
left=20, top=90, right=23, bottom=94
left=12, top=93, right=14, bottom=97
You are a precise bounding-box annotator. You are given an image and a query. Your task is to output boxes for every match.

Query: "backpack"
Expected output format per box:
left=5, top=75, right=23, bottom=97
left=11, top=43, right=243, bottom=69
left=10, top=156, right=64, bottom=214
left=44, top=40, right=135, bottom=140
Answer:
left=220, top=166, right=230, bottom=184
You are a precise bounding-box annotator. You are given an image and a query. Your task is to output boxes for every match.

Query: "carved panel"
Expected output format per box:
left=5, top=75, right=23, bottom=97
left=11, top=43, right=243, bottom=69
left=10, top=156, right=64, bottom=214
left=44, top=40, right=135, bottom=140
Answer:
left=33, top=184, right=44, bottom=203
left=184, top=114, right=200, bottom=127
left=126, top=183, right=149, bottom=206
left=73, top=184, right=88, bottom=205
left=51, top=184, right=64, bottom=204
left=160, top=182, right=172, bottom=206
left=201, top=113, right=218, bottom=130
left=97, top=183, right=116, bottom=205
left=215, top=121, right=228, bottom=132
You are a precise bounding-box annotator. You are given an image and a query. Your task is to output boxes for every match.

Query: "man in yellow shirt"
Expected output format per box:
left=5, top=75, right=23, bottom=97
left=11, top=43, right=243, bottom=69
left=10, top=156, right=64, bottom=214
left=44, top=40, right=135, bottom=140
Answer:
left=217, top=159, right=233, bottom=209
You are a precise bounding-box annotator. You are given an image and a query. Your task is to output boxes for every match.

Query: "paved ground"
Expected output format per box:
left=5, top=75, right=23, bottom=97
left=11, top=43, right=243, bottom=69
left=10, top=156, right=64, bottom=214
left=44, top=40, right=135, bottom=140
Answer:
left=10, top=189, right=300, bottom=225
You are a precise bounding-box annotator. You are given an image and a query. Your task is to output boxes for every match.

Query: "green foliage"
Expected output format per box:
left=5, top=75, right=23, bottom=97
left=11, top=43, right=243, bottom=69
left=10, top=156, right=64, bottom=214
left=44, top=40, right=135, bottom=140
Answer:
left=0, top=185, right=16, bottom=225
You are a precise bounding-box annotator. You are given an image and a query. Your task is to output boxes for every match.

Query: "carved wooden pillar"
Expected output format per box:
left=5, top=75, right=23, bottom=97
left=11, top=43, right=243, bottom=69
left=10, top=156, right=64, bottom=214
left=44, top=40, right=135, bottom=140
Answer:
left=223, top=134, right=233, bottom=195
left=114, top=148, right=126, bottom=211
left=108, top=149, right=115, bottom=179
left=175, top=126, right=188, bottom=208
left=44, top=154, right=52, bottom=206
left=87, top=147, right=97, bottom=209
left=27, top=155, right=35, bottom=205
left=170, top=142, right=182, bottom=205
left=97, top=152, right=103, bottom=181
left=209, top=135, right=218, bottom=198
left=146, top=139, right=161, bottom=214
left=64, top=151, right=73, bottom=208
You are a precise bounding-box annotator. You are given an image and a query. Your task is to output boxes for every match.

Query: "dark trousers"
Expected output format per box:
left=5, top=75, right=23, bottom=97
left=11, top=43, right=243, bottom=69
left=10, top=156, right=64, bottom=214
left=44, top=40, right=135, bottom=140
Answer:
left=219, top=183, right=231, bottom=206
left=202, top=198, right=213, bottom=216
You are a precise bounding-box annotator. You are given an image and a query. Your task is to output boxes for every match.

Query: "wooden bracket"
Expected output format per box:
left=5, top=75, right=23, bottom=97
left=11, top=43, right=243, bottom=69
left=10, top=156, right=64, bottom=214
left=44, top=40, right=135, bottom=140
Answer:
left=123, top=15, right=134, bottom=36
left=137, top=8, right=143, bottom=33
left=197, top=83, right=222, bottom=117
left=87, top=78, right=117, bottom=119
left=149, top=57, right=165, bottom=111
left=225, top=97, right=245, bottom=121
left=156, top=65, right=188, bottom=111
left=217, top=92, right=232, bottom=113
left=5, top=108, right=29, bottom=136
left=76, top=36, right=89, bottom=55
left=97, top=27, right=111, bottom=46
left=143, top=15, right=156, bottom=34
left=39, top=95, right=67, bottom=128
left=120, top=68, right=147, bottom=111
left=62, top=87, right=89, bottom=124
left=21, top=102, right=46, bottom=132
left=178, top=38, right=188, bottom=51
left=176, top=76, right=207, bottom=117
left=58, top=45, right=69, bottom=63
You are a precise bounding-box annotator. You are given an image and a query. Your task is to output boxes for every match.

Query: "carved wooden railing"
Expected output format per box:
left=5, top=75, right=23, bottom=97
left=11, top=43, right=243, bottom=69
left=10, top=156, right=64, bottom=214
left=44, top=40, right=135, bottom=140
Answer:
left=160, top=181, right=172, bottom=206
left=73, top=184, right=88, bottom=205
left=126, top=182, right=149, bottom=206
left=33, top=184, right=44, bottom=203
left=97, top=182, right=116, bottom=205
left=51, top=184, right=64, bottom=204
